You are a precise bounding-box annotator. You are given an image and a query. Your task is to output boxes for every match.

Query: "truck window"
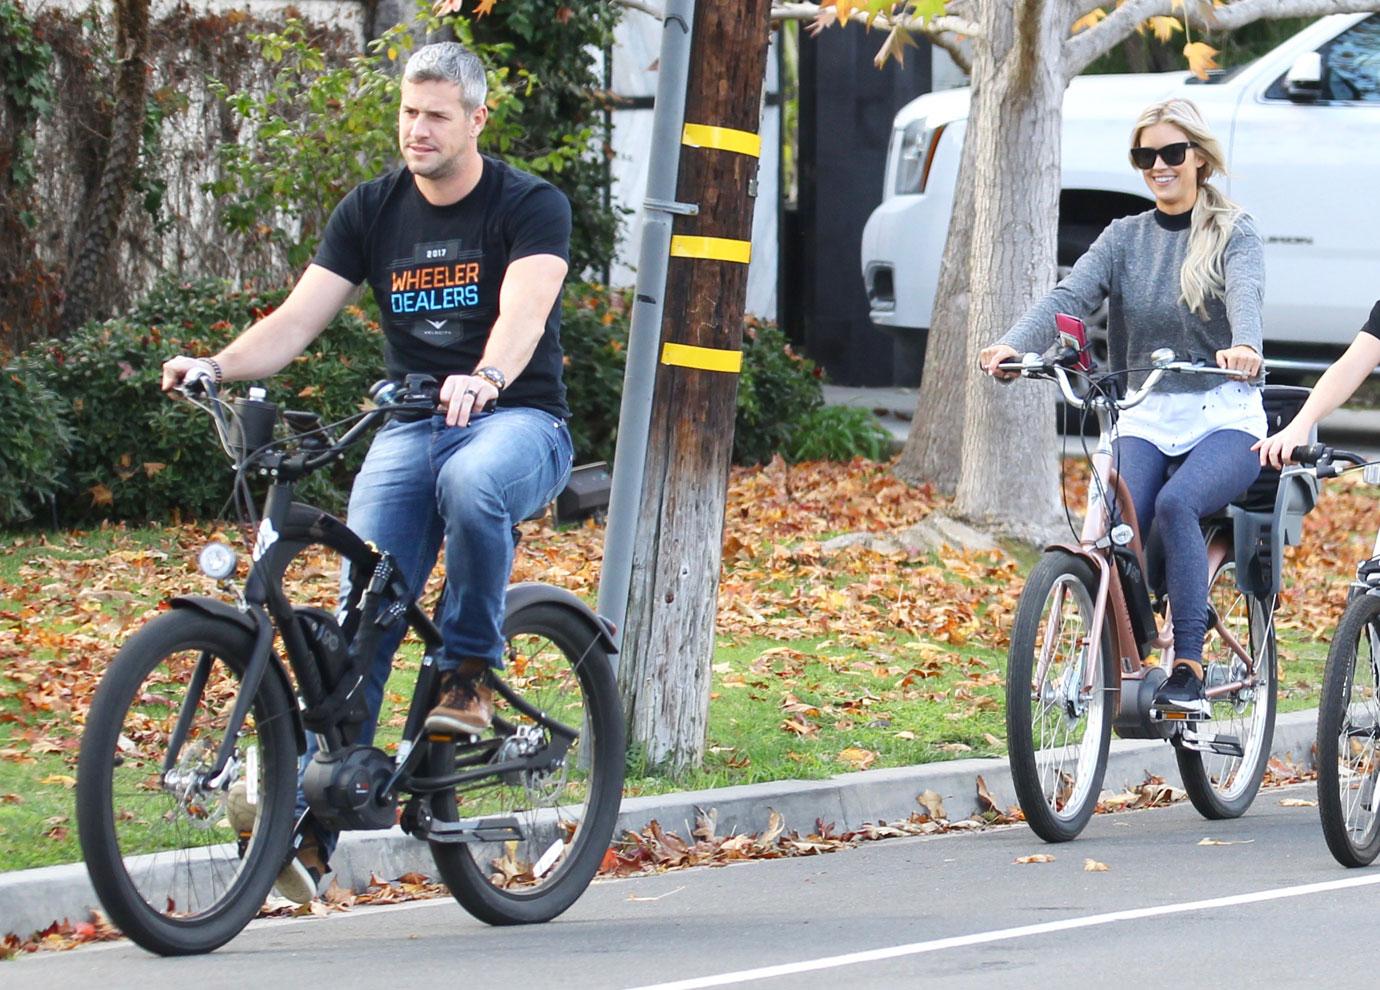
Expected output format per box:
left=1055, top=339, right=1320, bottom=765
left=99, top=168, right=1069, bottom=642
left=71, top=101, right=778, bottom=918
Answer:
left=1323, top=14, right=1380, bottom=101
left=1265, top=14, right=1380, bottom=102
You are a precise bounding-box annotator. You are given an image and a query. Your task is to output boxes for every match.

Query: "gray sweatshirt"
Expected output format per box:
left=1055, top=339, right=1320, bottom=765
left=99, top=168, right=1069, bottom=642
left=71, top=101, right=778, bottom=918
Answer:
left=999, top=208, right=1264, bottom=393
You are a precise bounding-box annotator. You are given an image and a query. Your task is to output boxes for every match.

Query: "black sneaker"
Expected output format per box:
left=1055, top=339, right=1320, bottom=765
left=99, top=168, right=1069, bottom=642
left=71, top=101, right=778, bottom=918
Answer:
left=424, top=669, right=494, bottom=735
left=1152, top=663, right=1211, bottom=720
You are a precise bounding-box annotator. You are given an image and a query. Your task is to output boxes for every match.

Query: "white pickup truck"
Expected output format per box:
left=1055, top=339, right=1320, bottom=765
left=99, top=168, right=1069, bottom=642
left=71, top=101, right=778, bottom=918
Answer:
left=861, top=13, right=1380, bottom=376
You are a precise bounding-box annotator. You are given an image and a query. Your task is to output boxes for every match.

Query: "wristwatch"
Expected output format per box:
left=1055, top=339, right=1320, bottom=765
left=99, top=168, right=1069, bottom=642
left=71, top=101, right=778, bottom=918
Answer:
left=474, top=366, right=507, bottom=391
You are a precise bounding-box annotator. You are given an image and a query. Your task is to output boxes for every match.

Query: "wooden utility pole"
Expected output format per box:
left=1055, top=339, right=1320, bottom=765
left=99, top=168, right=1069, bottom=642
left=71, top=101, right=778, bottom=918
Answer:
left=617, top=0, right=773, bottom=772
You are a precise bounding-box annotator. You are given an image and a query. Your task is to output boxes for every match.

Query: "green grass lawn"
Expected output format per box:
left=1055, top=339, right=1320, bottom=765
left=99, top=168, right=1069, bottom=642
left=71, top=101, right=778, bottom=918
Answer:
left=0, top=520, right=1344, bottom=875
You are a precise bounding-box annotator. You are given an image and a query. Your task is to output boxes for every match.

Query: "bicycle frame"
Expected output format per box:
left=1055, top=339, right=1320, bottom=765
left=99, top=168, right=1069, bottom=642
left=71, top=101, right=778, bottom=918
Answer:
left=1028, top=362, right=1262, bottom=738
left=163, top=382, right=613, bottom=832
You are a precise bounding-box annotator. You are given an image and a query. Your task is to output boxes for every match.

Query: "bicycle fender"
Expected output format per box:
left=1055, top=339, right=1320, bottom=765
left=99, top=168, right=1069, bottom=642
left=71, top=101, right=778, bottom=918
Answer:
left=503, top=582, right=619, bottom=655
left=168, top=596, right=307, bottom=753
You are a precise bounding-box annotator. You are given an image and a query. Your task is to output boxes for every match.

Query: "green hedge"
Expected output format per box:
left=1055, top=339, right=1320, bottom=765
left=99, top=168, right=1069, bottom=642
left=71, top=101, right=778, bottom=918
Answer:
left=18, top=279, right=378, bottom=523
left=559, top=286, right=831, bottom=467
left=5, top=278, right=880, bottom=527
left=0, top=369, right=72, bottom=525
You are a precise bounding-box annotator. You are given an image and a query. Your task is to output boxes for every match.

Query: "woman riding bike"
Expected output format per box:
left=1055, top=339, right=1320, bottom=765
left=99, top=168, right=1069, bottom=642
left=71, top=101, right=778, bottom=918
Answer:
left=980, top=97, right=1265, bottom=720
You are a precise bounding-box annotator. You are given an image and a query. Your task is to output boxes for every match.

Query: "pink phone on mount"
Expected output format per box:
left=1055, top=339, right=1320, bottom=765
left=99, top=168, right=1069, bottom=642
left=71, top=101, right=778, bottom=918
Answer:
left=1055, top=312, right=1092, bottom=371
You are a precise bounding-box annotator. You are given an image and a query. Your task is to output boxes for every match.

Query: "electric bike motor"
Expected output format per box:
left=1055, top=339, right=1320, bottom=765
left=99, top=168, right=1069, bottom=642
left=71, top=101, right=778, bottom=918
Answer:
left=302, top=745, right=397, bottom=831
left=1113, top=664, right=1175, bottom=740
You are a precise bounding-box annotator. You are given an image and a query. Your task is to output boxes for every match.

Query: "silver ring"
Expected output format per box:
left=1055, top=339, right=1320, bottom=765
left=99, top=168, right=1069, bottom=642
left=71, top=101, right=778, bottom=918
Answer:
left=463, top=388, right=479, bottom=398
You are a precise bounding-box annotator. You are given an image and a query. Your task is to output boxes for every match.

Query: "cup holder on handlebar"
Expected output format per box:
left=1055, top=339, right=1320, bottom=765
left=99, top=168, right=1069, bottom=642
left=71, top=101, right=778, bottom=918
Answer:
left=227, top=389, right=278, bottom=463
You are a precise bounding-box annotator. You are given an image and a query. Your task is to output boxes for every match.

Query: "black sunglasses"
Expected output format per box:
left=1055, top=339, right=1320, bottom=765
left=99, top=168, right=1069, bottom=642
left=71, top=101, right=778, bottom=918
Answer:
left=1129, top=141, right=1197, bottom=170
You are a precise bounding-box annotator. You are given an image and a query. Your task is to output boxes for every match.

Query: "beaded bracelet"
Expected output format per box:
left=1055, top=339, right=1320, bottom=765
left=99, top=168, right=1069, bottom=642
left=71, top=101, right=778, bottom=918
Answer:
left=203, top=357, right=224, bottom=384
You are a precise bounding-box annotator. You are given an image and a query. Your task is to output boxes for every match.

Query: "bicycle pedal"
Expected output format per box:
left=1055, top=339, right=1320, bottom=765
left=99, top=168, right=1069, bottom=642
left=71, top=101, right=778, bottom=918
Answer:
left=1149, top=706, right=1209, bottom=724
left=1181, top=730, right=1245, bottom=758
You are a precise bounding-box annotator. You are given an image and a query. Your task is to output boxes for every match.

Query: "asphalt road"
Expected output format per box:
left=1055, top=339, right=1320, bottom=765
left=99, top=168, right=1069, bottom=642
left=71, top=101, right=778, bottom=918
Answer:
left=7, top=781, right=1373, bottom=989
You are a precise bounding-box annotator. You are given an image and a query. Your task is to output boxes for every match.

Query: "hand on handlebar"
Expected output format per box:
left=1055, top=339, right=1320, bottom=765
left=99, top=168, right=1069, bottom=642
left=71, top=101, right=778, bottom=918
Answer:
left=978, top=344, right=1021, bottom=381
left=1215, top=345, right=1261, bottom=381
left=161, top=355, right=219, bottom=396
left=439, top=373, right=500, bottom=427
left=1251, top=419, right=1313, bottom=470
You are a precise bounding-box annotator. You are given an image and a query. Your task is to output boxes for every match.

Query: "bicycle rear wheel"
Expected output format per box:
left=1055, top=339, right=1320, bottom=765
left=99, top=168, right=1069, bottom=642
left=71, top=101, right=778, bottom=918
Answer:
left=427, top=601, right=624, bottom=924
left=76, top=610, right=298, bottom=954
left=1176, top=560, right=1277, bottom=819
left=1317, top=591, right=1380, bottom=867
left=1006, top=552, right=1114, bottom=843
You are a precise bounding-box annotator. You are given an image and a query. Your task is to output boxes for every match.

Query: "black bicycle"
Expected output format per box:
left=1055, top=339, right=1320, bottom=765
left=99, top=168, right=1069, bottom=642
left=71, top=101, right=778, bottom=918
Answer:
left=75, top=372, right=625, bottom=955
left=1291, top=443, right=1380, bottom=867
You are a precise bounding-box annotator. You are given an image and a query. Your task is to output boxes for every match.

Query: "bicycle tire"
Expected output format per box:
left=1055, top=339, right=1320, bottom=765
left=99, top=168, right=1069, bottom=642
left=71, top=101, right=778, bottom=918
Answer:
left=427, top=600, right=624, bottom=924
left=1317, top=591, right=1380, bottom=867
left=1006, top=551, right=1114, bottom=843
left=76, top=610, right=298, bottom=955
left=1176, top=560, right=1278, bottom=820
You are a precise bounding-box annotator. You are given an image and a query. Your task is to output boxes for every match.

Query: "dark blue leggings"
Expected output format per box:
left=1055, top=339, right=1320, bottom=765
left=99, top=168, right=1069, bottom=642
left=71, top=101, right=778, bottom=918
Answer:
left=1111, top=431, right=1260, bottom=661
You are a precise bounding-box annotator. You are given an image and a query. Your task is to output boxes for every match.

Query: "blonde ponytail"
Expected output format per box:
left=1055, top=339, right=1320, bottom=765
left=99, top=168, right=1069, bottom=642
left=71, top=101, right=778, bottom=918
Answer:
left=1182, top=181, right=1241, bottom=319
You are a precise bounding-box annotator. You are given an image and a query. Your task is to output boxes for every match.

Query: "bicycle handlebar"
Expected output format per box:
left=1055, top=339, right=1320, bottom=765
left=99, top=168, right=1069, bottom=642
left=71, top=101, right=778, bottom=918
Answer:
left=183, top=375, right=443, bottom=474
left=995, top=349, right=1249, bottom=412
left=1289, top=443, right=1373, bottom=479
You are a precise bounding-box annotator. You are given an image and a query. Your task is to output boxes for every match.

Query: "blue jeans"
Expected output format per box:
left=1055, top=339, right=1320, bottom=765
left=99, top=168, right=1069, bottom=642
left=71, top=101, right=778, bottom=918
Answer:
left=1111, top=431, right=1260, bottom=661
left=297, top=406, right=573, bottom=853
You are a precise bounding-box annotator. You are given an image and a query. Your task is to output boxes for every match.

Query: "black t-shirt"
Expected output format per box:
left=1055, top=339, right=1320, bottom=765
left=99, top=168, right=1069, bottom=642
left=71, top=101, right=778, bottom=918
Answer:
left=1362, top=300, right=1380, bottom=341
left=314, top=156, right=572, bottom=418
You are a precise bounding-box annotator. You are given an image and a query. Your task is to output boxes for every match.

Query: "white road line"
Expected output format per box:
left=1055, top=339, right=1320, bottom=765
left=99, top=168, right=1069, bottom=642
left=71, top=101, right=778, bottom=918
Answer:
left=626, top=872, right=1380, bottom=990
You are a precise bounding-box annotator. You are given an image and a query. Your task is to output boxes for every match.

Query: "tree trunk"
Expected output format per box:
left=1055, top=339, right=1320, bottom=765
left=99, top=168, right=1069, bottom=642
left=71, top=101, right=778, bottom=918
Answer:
left=951, top=0, right=1066, bottom=539
left=618, top=0, right=773, bottom=772
left=61, top=0, right=150, bottom=334
left=892, top=81, right=981, bottom=495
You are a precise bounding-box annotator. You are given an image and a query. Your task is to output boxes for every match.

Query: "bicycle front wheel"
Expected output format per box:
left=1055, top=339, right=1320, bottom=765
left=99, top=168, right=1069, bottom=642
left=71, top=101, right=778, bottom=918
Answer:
left=76, top=610, right=299, bottom=955
left=1317, top=591, right=1380, bottom=867
left=1176, top=559, right=1277, bottom=820
left=427, top=601, right=625, bottom=924
left=1006, top=552, right=1114, bottom=843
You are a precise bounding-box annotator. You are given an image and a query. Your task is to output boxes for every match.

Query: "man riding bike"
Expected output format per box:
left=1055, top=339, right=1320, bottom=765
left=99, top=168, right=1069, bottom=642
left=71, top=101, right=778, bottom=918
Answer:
left=161, top=42, right=575, bottom=902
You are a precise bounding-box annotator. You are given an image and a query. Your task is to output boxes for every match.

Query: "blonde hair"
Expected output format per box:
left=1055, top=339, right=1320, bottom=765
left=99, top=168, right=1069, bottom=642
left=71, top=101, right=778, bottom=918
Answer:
left=1131, top=98, right=1241, bottom=319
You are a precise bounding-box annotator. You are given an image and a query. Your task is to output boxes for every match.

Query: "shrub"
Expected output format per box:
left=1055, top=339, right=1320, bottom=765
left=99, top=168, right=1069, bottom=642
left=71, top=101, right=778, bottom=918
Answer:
left=23, top=278, right=380, bottom=523
left=559, top=289, right=827, bottom=466
left=733, top=320, right=825, bottom=465
left=15, top=277, right=834, bottom=524
left=0, top=367, right=71, bottom=525
left=559, top=283, right=631, bottom=465
left=781, top=405, right=893, bottom=464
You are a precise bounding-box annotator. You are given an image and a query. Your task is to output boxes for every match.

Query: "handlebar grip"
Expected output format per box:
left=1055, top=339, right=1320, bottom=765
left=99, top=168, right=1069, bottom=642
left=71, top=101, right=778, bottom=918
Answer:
left=179, top=367, right=214, bottom=397
left=1290, top=444, right=1326, bottom=466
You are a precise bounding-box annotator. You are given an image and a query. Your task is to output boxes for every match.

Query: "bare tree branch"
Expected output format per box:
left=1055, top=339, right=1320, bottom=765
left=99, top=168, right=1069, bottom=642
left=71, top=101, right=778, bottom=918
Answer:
left=1066, top=0, right=1380, bottom=75
left=927, top=25, right=973, bottom=74
left=770, top=2, right=977, bottom=71
left=1064, top=0, right=1169, bottom=76
left=1208, top=0, right=1380, bottom=29
left=770, top=2, right=982, bottom=37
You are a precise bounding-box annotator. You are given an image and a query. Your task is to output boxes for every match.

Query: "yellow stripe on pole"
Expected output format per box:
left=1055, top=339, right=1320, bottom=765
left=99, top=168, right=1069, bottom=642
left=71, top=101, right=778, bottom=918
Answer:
left=681, top=123, right=762, bottom=158
left=669, top=235, right=752, bottom=264
left=660, top=341, right=744, bottom=374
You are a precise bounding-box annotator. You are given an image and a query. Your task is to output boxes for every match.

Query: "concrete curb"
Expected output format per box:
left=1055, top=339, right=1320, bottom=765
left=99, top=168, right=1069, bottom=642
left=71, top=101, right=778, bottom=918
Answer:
left=0, top=709, right=1319, bottom=939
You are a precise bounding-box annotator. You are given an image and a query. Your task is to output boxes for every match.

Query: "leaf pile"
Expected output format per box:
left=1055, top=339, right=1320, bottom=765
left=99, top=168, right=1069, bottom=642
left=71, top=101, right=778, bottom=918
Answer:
left=1, top=913, right=122, bottom=960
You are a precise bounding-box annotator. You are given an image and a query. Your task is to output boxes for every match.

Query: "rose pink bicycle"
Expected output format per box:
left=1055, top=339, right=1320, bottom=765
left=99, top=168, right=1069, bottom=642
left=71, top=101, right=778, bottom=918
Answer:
left=997, top=326, right=1317, bottom=842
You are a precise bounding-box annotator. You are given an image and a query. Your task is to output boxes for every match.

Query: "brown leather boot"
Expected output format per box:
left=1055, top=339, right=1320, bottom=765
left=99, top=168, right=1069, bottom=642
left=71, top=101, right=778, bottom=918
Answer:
left=425, top=666, right=494, bottom=735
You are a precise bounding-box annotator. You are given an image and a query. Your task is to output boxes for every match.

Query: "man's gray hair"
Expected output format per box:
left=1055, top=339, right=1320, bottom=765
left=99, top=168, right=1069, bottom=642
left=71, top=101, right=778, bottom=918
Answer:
left=404, top=42, right=487, bottom=110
